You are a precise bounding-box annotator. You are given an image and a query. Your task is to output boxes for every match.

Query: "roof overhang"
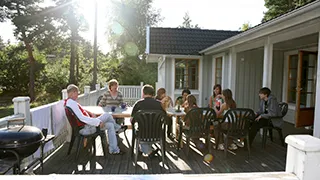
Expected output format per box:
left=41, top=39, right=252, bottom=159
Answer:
left=146, top=53, right=202, bottom=63
left=200, top=1, right=320, bottom=55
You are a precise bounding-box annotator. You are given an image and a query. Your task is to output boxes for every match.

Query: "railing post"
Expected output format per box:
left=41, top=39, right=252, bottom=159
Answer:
left=84, top=86, right=91, bottom=94
left=285, top=135, right=320, bottom=180
left=140, top=82, right=144, bottom=87
left=62, top=89, right=67, bottom=100
left=95, top=84, right=100, bottom=90
left=12, top=97, right=31, bottom=125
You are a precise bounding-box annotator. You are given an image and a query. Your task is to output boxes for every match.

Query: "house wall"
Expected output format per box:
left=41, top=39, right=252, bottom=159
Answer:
left=271, top=50, right=285, bottom=101
left=234, top=48, right=285, bottom=110
left=235, top=48, right=264, bottom=109
left=201, top=55, right=213, bottom=107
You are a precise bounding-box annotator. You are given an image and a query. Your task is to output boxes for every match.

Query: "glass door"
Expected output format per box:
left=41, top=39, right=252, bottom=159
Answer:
left=294, top=51, right=318, bottom=127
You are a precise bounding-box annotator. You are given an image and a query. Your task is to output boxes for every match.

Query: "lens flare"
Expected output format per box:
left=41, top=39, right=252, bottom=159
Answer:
left=111, top=22, right=124, bottom=36
left=124, top=42, right=139, bottom=56
left=204, top=153, right=214, bottom=163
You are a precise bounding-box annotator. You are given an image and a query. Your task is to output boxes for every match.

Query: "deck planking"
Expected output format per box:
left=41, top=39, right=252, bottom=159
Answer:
left=35, top=128, right=290, bottom=175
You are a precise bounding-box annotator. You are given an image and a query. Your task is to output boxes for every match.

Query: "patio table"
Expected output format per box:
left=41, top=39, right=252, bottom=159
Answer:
left=82, top=106, right=132, bottom=119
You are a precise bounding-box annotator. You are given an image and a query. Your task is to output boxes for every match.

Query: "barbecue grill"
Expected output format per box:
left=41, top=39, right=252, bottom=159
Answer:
left=0, top=119, right=45, bottom=174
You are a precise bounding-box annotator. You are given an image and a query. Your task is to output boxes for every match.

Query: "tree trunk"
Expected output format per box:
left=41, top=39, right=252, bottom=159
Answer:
left=69, top=29, right=76, bottom=84
left=24, top=38, right=36, bottom=102
left=92, top=0, right=98, bottom=89
left=76, top=44, right=79, bottom=84
left=16, top=3, right=35, bottom=101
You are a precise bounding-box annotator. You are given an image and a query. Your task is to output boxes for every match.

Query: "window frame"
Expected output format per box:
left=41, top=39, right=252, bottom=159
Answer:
left=174, top=58, right=200, bottom=90
left=215, top=57, right=223, bottom=85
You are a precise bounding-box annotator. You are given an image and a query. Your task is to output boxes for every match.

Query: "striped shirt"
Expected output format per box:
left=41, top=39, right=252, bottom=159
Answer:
left=99, top=90, right=123, bottom=107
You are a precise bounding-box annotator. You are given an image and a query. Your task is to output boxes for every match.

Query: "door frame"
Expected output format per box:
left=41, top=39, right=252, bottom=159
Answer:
left=294, top=51, right=318, bottom=127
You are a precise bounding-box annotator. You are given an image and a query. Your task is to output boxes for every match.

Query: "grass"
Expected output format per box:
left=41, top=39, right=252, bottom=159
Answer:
left=0, top=104, right=14, bottom=118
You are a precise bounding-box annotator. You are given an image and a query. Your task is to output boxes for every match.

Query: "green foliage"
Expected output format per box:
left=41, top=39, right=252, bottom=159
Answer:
left=0, top=43, right=44, bottom=94
left=263, top=0, right=316, bottom=22
left=178, top=12, right=200, bottom=29
left=239, top=22, right=252, bottom=31
left=107, top=0, right=162, bottom=86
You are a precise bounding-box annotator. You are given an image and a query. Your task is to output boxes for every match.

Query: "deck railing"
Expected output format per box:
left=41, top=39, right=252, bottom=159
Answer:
left=0, top=83, right=143, bottom=172
left=1, top=83, right=320, bottom=179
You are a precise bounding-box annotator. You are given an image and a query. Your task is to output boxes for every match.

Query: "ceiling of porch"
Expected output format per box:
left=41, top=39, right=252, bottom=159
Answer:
left=273, top=33, right=319, bottom=51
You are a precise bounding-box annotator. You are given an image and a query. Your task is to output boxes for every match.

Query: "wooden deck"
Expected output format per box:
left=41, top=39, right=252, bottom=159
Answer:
left=34, top=122, right=312, bottom=175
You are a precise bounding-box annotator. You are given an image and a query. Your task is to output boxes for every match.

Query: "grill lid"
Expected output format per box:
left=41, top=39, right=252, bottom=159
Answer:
left=0, top=125, right=44, bottom=149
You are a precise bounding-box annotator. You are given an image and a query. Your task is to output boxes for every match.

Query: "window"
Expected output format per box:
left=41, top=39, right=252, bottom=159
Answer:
left=215, top=57, right=223, bottom=85
left=175, top=59, right=199, bottom=89
left=287, top=55, right=298, bottom=104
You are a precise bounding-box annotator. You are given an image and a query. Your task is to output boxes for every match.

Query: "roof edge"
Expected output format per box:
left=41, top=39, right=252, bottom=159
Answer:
left=200, top=0, right=320, bottom=54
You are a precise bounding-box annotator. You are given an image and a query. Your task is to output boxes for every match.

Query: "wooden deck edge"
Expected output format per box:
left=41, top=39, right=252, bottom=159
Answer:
left=1, top=172, right=298, bottom=179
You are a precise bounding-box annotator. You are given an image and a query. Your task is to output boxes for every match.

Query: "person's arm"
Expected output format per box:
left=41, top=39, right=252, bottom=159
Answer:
left=98, top=93, right=108, bottom=107
left=209, top=96, right=213, bottom=108
left=215, top=103, right=226, bottom=117
left=66, top=100, right=101, bottom=126
left=256, top=100, right=263, bottom=115
left=118, top=91, right=124, bottom=105
left=261, top=98, right=280, bottom=119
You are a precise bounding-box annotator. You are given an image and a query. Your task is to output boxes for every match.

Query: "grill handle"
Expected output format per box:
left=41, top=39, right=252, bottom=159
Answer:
left=7, top=118, right=25, bottom=129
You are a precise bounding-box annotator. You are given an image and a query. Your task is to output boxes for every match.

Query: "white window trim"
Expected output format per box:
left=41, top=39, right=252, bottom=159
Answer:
left=211, top=53, right=225, bottom=91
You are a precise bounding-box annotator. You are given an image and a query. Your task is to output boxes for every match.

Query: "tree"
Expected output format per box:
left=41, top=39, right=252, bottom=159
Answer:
left=262, top=0, right=316, bottom=22
left=178, top=12, right=200, bottom=29
left=239, top=22, right=252, bottom=31
left=107, top=0, right=162, bottom=85
left=0, top=0, right=56, bottom=101
left=52, top=0, right=88, bottom=85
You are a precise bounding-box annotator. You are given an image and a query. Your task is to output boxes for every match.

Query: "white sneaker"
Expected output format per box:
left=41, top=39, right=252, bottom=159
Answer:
left=233, top=139, right=244, bottom=148
left=217, top=144, right=224, bottom=151
left=228, top=143, right=238, bottom=150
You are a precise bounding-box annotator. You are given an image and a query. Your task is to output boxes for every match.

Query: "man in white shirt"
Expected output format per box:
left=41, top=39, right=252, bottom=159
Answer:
left=65, top=84, right=125, bottom=155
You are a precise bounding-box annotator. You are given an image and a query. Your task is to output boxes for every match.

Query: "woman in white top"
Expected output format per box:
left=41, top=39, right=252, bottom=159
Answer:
left=213, top=89, right=238, bottom=151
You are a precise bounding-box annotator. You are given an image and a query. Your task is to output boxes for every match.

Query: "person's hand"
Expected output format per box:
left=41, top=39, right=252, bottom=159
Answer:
left=255, top=115, right=261, bottom=121
left=99, top=122, right=104, bottom=128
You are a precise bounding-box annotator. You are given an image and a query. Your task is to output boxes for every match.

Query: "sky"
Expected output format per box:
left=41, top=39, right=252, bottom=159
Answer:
left=0, top=0, right=267, bottom=54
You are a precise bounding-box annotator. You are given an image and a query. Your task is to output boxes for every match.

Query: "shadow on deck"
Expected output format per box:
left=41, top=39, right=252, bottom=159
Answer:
left=36, top=122, right=312, bottom=175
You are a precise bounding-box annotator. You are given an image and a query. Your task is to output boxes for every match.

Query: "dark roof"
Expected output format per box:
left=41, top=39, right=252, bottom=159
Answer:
left=149, top=27, right=240, bottom=55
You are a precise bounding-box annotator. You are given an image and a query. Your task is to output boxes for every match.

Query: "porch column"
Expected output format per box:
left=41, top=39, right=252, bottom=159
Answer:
left=314, top=32, right=320, bottom=138
left=228, top=47, right=237, bottom=97
left=262, top=37, right=273, bottom=88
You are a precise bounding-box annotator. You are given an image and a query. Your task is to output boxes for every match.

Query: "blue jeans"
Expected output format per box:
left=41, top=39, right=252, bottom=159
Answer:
left=80, top=113, right=120, bottom=153
left=98, top=113, right=121, bottom=153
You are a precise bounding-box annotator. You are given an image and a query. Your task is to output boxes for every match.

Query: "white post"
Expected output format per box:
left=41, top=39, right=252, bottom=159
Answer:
left=62, top=89, right=67, bottom=100
left=12, top=97, right=31, bottom=125
left=314, top=32, right=320, bottom=138
left=262, top=37, right=273, bottom=88
left=228, top=47, right=237, bottom=98
left=140, top=82, right=144, bottom=87
left=285, top=135, right=320, bottom=180
left=95, top=84, right=100, bottom=90
left=84, top=86, right=90, bottom=94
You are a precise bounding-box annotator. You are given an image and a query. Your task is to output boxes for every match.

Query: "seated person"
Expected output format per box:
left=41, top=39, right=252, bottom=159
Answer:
left=65, top=84, right=126, bottom=155
left=155, top=88, right=174, bottom=137
left=183, top=94, right=198, bottom=127
left=209, top=84, right=223, bottom=109
left=213, top=89, right=238, bottom=151
left=249, top=87, right=283, bottom=146
left=131, top=84, right=166, bottom=157
left=155, top=88, right=173, bottom=110
left=99, top=79, right=125, bottom=124
left=175, top=89, right=191, bottom=107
